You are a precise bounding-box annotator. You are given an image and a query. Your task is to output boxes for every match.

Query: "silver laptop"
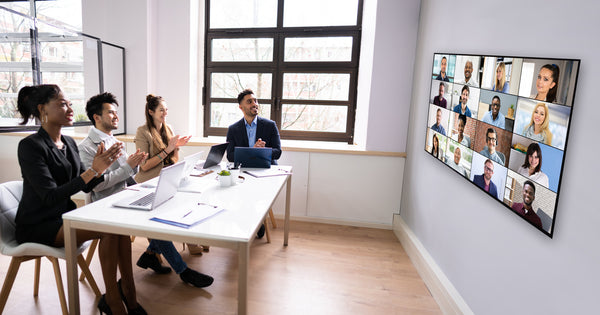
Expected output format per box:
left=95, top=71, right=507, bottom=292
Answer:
left=113, top=162, right=185, bottom=210
left=179, top=151, right=204, bottom=186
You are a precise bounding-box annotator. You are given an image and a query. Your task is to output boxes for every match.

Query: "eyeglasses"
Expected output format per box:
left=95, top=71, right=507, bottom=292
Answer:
left=487, top=137, right=497, bottom=142
left=484, top=166, right=494, bottom=172
left=491, top=103, right=500, bottom=108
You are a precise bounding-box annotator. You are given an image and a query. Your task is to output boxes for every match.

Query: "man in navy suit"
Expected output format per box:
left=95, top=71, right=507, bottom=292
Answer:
left=473, top=158, right=498, bottom=198
left=226, top=88, right=282, bottom=238
left=226, top=88, right=282, bottom=165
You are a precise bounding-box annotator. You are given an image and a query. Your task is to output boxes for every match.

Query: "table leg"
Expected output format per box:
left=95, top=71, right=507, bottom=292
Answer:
left=238, top=242, right=249, bottom=315
left=64, top=220, right=80, bottom=315
left=284, top=174, right=292, bottom=246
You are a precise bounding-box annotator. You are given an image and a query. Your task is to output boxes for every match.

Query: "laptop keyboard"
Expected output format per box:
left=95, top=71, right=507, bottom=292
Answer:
left=130, top=193, right=155, bottom=206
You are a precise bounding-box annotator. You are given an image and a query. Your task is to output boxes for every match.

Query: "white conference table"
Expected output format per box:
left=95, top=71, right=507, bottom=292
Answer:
left=63, top=166, right=292, bottom=315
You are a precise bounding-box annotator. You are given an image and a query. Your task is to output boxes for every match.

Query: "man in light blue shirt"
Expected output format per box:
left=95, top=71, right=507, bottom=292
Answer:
left=245, top=116, right=257, bottom=147
left=481, top=95, right=505, bottom=128
left=452, top=85, right=472, bottom=117
left=431, top=108, right=446, bottom=136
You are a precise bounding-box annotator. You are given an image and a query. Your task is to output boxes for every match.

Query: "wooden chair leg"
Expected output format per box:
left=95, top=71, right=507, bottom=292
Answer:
left=48, top=257, right=68, bottom=315
left=264, top=218, right=271, bottom=243
left=34, top=257, right=41, bottom=296
left=268, top=208, right=277, bottom=228
left=77, top=254, right=101, bottom=297
left=0, top=257, right=24, bottom=313
left=79, top=239, right=99, bottom=281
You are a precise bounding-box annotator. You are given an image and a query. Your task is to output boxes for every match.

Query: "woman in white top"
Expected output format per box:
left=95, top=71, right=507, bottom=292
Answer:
left=522, top=102, right=553, bottom=146
left=452, top=114, right=471, bottom=148
left=517, top=142, right=549, bottom=188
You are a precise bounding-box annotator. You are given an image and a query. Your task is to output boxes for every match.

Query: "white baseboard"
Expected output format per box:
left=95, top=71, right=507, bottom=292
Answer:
left=273, top=214, right=393, bottom=230
left=392, top=214, right=473, bottom=315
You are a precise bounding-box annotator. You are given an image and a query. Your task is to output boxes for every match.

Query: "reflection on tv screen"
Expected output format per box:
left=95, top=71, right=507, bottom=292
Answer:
left=426, top=53, right=580, bottom=238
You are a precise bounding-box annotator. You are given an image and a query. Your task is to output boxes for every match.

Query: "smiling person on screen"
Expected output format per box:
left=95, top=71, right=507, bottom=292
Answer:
left=511, top=180, right=543, bottom=229
left=460, top=60, right=478, bottom=87
left=473, top=159, right=498, bottom=198
left=481, top=95, right=505, bottom=128
left=436, top=56, right=450, bottom=82
left=453, top=85, right=472, bottom=118
left=479, top=127, right=505, bottom=166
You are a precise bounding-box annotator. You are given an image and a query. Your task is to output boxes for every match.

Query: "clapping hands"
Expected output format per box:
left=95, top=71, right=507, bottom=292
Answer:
left=92, top=142, right=123, bottom=175
left=127, top=149, right=148, bottom=169
left=166, top=135, right=192, bottom=153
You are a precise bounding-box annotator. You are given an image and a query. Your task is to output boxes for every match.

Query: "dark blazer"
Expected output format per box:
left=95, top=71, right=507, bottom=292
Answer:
left=226, top=116, right=282, bottom=164
left=473, top=174, right=498, bottom=198
left=16, top=128, right=103, bottom=228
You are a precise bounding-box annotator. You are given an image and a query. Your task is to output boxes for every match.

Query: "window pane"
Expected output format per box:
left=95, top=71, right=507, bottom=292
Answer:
left=0, top=2, right=31, bottom=16
left=36, top=0, right=82, bottom=31
left=284, top=0, right=359, bottom=27
left=209, top=0, right=277, bottom=29
left=211, top=72, right=272, bottom=99
left=0, top=71, right=33, bottom=126
left=212, top=38, right=273, bottom=62
left=283, top=73, right=350, bottom=100
left=41, top=72, right=87, bottom=122
left=37, top=21, right=96, bottom=123
left=211, top=102, right=271, bottom=128
left=282, top=104, right=346, bottom=132
left=0, top=8, right=33, bottom=126
left=285, top=37, right=353, bottom=62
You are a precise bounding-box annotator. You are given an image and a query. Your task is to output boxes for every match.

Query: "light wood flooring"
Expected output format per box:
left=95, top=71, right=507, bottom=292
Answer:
left=0, top=220, right=442, bottom=315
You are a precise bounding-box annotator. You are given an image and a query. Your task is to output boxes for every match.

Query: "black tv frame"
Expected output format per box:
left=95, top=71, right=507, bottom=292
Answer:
left=425, top=53, right=580, bottom=238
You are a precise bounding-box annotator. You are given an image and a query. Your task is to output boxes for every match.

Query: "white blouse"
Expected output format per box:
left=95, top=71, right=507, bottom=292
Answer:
left=517, top=166, right=549, bottom=188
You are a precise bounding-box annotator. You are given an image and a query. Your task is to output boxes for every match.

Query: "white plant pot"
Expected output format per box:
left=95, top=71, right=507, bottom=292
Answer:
left=219, top=175, right=231, bottom=187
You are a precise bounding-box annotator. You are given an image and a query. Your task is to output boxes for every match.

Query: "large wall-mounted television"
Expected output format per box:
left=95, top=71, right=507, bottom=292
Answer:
left=425, top=53, right=580, bottom=237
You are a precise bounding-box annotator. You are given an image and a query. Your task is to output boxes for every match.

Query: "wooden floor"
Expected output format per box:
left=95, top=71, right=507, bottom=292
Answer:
left=0, top=220, right=442, bottom=315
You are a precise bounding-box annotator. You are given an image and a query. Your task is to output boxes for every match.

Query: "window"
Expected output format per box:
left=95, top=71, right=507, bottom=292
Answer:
left=0, top=1, right=125, bottom=133
left=204, top=0, right=363, bottom=143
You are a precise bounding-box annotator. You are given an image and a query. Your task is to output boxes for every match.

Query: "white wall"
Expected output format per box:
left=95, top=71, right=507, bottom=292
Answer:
left=82, top=0, right=153, bottom=135
left=152, top=0, right=199, bottom=136
left=401, top=0, right=600, bottom=314
left=363, top=0, right=420, bottom=152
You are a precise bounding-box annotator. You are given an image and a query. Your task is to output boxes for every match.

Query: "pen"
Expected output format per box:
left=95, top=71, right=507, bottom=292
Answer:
left=198, top=202, right=217, bottom=208
left=182, top=210, right=192, bottom=218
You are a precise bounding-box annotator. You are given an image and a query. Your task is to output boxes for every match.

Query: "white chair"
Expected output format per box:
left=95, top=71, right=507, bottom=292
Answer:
left=0, top=181, right=101, bottom=315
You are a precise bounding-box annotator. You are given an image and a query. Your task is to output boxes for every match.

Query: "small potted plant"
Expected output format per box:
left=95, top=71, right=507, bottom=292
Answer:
left=507, top=104, right=515, bottom=119
left=218, top=169, right=231, bottom=187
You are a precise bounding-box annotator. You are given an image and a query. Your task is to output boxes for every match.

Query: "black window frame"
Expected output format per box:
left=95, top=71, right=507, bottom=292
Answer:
left=203, top=0, right=363, bottom=143
left=0, top=4, right=126, bottom=134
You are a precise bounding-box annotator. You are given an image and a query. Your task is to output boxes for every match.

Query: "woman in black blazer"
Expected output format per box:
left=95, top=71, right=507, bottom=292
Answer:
left=16, top=85, right=146, bottom=315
